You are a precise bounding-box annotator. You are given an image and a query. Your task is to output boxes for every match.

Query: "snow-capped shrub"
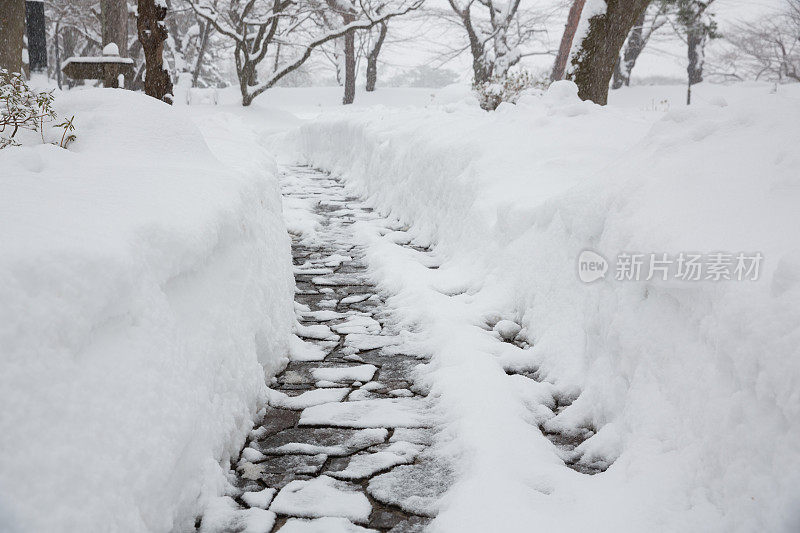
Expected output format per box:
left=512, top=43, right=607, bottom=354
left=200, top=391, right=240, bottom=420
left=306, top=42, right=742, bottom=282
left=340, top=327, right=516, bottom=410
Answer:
left=0, top=69, right=76, bottom=149
left=473, top=70, right=548, bottom=111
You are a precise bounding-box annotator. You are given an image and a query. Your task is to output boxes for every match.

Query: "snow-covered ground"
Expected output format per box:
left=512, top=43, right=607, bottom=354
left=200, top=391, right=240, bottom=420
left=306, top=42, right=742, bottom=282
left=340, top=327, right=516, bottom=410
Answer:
left=2, top=79, right=798, bottom=532
left=0, top=90, right=294, bottom=531
left=272, top=81, right=800, bottom=531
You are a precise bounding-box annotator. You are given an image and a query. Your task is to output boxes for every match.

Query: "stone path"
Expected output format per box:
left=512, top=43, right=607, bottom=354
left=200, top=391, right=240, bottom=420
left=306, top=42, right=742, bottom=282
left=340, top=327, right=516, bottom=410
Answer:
left=198, top=166, right=448, bottom=533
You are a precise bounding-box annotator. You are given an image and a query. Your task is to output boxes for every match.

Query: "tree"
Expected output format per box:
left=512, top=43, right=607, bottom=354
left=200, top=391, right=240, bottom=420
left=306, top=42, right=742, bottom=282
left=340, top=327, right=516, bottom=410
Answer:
left=611, top=2, right=669, bottom=89
left=0, top=0, right=26, bottom=75
left=445, top=0, right=523, bottom=86
left=324, top=0, right=359, bottom=104
left=713, top=2, right=800, bottom=83
left=189, top=0, right=421, bottom=106
left=674, top=0, right=717, bottom=104
left=386, top=64, right=459, bottom=88
left=365, top=22, right=388, bottom=91
left=101, top=0, right=128, bottom=56
left=564, top=0, right=651, bottom=104
left=137, top=0, right=174, bottom=102
left=45, top=0, right=111, bottom=88
left=551, top=0, right=586, bottom=82
left=310, top=0, right=386, bottom=102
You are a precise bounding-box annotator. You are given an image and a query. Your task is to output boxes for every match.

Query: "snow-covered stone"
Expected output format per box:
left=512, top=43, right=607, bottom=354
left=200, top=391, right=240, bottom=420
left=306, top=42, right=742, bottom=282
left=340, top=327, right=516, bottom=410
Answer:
left=493, top=320, right=521, bottom=341
left=270, top=476, right=372, bottom=523
left=259, top=427, right=388, bottom=456
left=367, top=457, right=452, bottom=517
left=311, top=365, right=377, bottom=383
left=241, top=488, right=276, bottom=509
left=300, top=398, right=432, bottom=428
left=343, top=334, right=403, bottom=351
left=267, top=388, right=350, bottom=410
left=329, top=442, right=423, bottom=480
left=279, top=517, right=377, bottom=533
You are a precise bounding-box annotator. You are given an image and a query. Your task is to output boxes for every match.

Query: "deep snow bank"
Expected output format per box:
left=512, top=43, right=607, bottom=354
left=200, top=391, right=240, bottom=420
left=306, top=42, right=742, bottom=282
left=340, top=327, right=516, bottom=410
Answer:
left=0, top=90, right=294, bottom=532
left=282, top=83, right=800, bottom=531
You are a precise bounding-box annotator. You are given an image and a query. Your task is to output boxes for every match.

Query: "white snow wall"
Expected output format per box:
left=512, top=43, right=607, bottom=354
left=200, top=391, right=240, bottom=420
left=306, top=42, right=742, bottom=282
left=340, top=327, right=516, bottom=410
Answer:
left=0, top=91, right=294, bottom=532
left=281, top=85, right=800, bottom=531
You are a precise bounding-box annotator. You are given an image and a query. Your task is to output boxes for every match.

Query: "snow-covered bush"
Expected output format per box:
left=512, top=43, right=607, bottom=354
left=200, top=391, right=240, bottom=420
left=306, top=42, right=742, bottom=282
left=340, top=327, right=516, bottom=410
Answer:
left=473, top=70, right=548, bottom=110
left=0, top=69, right=76, bottom=149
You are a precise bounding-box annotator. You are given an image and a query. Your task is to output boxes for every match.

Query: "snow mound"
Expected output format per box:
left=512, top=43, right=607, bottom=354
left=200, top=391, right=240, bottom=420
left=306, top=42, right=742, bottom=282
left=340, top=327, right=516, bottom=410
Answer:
left=0, top=89, right=294, bottom=532
left=282, top=86, right=800, bottom=532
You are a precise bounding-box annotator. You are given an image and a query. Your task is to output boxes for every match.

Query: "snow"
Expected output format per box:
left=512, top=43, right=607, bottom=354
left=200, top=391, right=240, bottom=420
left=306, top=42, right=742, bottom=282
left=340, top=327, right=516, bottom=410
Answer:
left=295, top=265, right=335, bottom=275
left=341, top=293, right=372, bottom=304
left=343, top=333, right=404, bottom=351
left=267, top=387, right=350, bottom=409
left=241, top=488, right=277, bottom=509
left=279, top=517, right=378, bottom=533
left=5, top=71, right=798, bottom=532
left=198, top=497, right=276, bottom=533
left=288, top=335, right=331, bottom=362
left=312, top=274, right=364, bottom=286
left=310, top=364, right=378, bottom=383
left=239, top=509, right=277, bottom=533
left=279, top=82, right=800, bottom=531
left=270, top=475, right=373, bottom=523
left=295, top=322, right=339, bottom=341
left=300, top=398, right=433, bottom=428
left=330, top=315, right=382, bottom=334
left=322, top=254, right=353, bottom=267
left=63, top=55, right=134, bottom=65
left=102, top=43, right=120, bottom=56
left=0, top=89, right=293, bottom=532
left=329, top=441, right=423, bottom=480
left=566, top=0, right=608, bottom=76
left=367, top=456, right=453, bottom=517
left=259, top=428, right=389, bottom=456
left=390, top=428, right=435, bottom=446
left=492, top=319, right=522, bottom=341
left=242, top=447, right=268, bottom=462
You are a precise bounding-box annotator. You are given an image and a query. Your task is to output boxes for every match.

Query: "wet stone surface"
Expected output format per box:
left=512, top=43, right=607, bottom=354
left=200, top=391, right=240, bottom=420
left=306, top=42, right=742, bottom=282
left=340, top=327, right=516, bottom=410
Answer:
left=198, top=166, right=443, bottom=533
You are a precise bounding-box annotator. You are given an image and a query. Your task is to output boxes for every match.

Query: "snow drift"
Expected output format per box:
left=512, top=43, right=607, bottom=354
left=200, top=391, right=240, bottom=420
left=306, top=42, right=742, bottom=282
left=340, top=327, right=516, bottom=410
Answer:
left=0, top=90, right=294, bottom=532
left=281, top=82, right=800, bottom=531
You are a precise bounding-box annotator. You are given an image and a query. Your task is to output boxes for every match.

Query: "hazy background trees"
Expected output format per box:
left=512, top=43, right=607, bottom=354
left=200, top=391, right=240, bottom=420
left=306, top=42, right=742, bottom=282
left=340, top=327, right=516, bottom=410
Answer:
left=5, top=0, right=799, bottom=107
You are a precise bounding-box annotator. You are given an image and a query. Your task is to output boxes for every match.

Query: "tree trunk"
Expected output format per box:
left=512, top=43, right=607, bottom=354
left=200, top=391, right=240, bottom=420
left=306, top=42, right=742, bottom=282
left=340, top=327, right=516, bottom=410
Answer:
left=25, top=0, right=48, bottom=73
left=551, top=0, right=586, bottom=82
left=686, top=27, right=706, bottom=104
left=192, top=20, right=211, bottom=87
left=365, top=22, right=387, bottom=92
left=273, top=43, right=281, bottom=74
left=137, top=0, right=173, bottom=103
left=102, top=0, right=128, bottom=56
left=0, top=0, right=26, bottom=75
left=342, top=16, right=356, bottom=105
left=566, top=0, right=650, bottom=105
left=465, top=11, right=490, bottom=84
left=55, top=23, right=62, bottom=89
left=611, top=9, right=646, bottom=89
left=102, top=0, right=128, bottom=87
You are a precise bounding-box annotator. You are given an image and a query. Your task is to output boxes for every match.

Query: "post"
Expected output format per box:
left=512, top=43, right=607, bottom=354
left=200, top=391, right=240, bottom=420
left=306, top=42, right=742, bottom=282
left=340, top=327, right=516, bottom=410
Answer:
left=25, top=1, right=47, bottom=74
left=0, top=0, right=26, bottom=74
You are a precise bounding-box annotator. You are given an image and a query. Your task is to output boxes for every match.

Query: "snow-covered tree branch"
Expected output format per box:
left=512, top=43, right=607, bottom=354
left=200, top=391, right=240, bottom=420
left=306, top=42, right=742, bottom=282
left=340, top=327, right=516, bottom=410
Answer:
left=189, top=0, right=422, bottom=105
